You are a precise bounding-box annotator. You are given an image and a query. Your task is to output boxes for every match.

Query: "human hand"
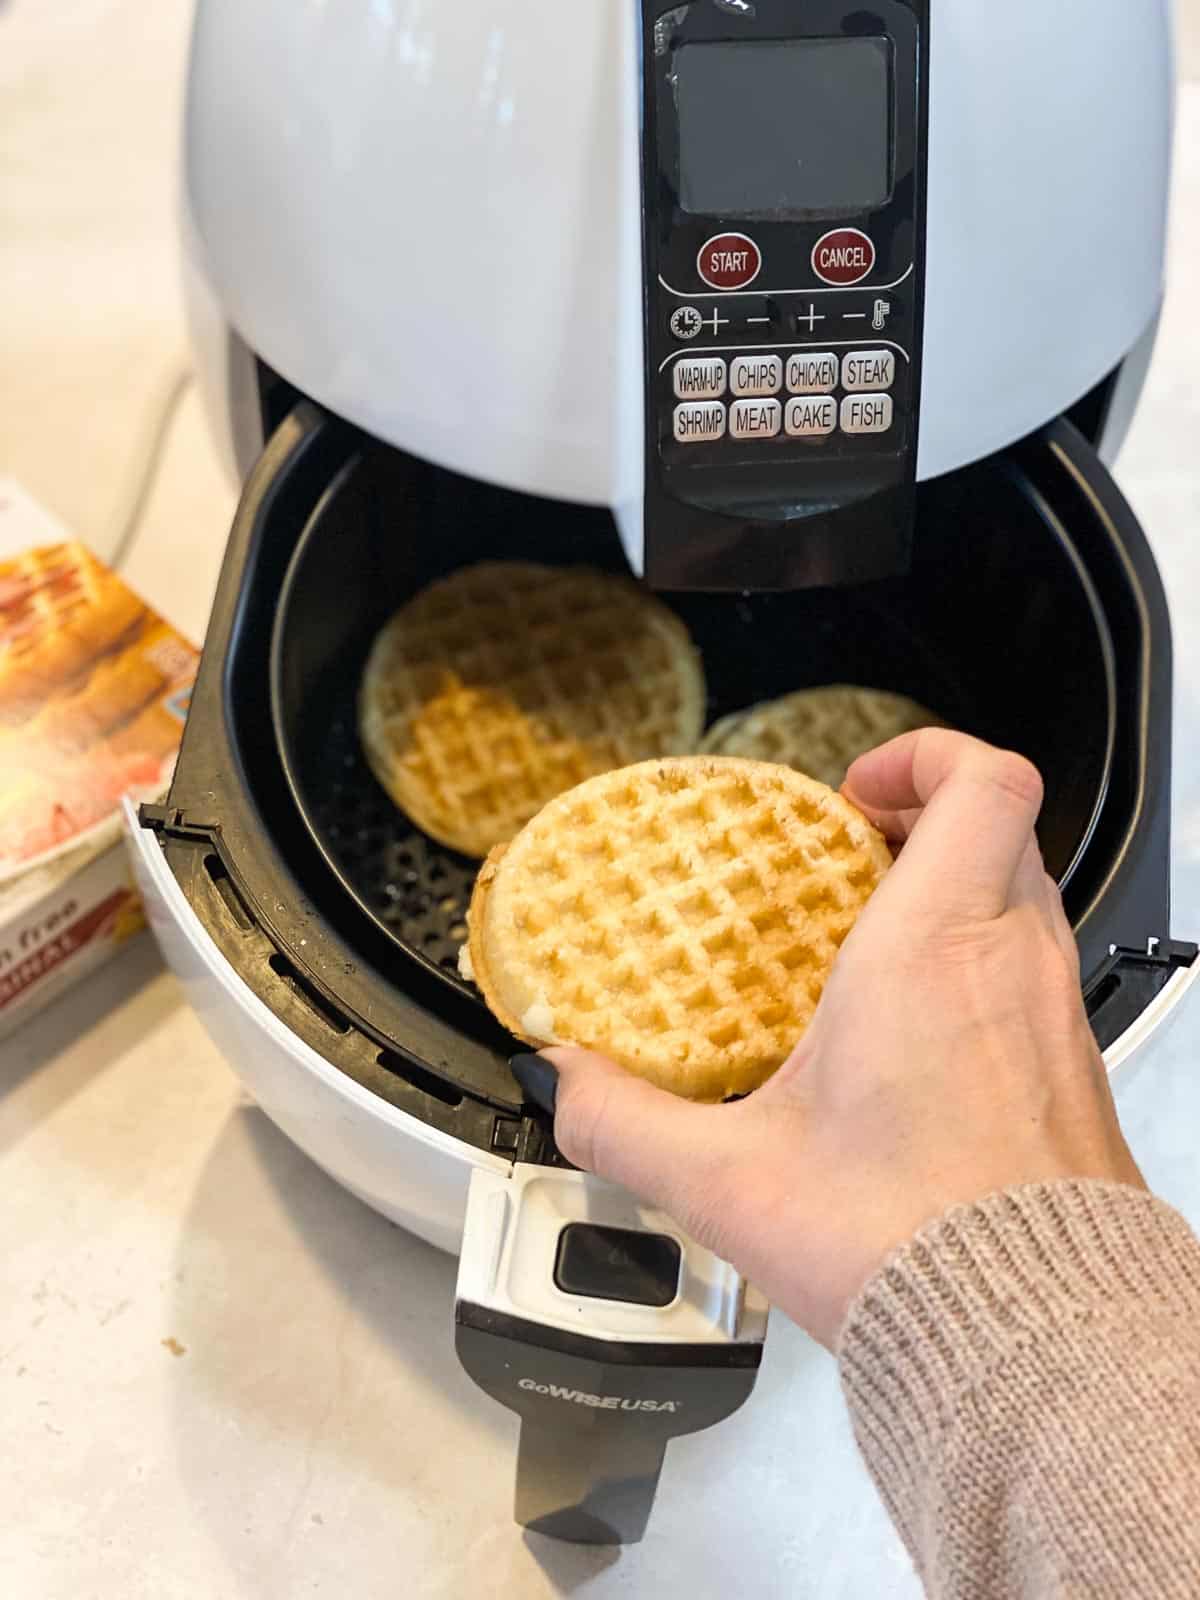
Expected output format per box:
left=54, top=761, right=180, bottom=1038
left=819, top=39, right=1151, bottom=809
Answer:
left=527, top=730, right=1144, bottom=1350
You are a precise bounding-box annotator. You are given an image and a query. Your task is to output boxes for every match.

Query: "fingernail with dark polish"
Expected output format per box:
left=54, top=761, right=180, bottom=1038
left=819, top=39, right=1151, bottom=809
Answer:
left=510, top=1053, right=558, bottom=1115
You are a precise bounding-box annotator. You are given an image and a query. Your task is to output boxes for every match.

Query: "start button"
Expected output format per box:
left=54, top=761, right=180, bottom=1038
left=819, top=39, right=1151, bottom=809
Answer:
left=812, top=227, right=876, bottom=286
left=696, top=232, right=762, bottom=291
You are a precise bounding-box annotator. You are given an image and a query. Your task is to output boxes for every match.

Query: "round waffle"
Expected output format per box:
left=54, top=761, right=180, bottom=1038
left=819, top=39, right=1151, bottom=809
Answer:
left=700, top=684, right=943, bottom=790
left=461, top=756, right=892, bottom=1100
left=359, top=563, right=705, bottom=858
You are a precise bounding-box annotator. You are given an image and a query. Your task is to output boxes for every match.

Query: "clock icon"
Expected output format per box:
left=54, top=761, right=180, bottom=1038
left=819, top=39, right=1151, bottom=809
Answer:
left=669, top=305, right=704, bottom=341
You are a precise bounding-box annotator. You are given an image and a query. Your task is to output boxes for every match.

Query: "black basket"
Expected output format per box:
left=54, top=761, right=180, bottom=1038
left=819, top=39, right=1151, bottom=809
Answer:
left=269, top=434, right=1113, bottom=1007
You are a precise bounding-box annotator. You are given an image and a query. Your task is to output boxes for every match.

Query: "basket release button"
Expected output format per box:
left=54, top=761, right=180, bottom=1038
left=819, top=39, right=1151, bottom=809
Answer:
left=554, top=1224, right=682, bottom=1307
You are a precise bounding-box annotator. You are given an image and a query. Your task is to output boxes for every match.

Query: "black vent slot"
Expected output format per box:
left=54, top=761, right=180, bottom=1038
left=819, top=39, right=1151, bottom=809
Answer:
left=1085, top=971, right=1121, bottom=1020
left=204, top=852, right=252, bottom=931
left=377, top=1050, right=465, bottom=1107
left=268, top=952, right=351, bottom=1035
left=1085, top=945, right=1196, bottom=1054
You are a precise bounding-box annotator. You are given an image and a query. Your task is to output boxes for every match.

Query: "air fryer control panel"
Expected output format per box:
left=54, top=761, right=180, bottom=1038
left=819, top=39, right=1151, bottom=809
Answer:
left=641, top=0, right=928, bottom=590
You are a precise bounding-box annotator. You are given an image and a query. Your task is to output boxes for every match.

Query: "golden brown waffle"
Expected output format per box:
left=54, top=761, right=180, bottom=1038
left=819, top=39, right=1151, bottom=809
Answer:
left=462, top=756, right=891, bottom=1100
left=0, top=542, right=147, bottom=724
left=359, top=563, right=706, bottom=858
left=700, top=685, right=943, bottom=790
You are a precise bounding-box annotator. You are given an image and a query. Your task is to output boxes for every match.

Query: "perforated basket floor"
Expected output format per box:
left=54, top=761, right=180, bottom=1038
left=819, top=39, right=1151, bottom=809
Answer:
left=305, top=704, right=481, bottom=997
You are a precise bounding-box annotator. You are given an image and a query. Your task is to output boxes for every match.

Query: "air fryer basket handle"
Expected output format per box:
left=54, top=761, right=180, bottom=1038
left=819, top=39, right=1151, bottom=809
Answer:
left=454, top=1165, right=767, bottom=1544
left=513, top=1421, right=667, bottom=1544
left=455, top=1300, right=761, bottom=1545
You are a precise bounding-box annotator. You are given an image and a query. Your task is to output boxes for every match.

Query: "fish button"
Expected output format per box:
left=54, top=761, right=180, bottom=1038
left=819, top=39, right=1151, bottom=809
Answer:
left=729, top=398, right=781, bottom=439
left=840, top=393, right=894, bottom=434
left=729, top=353, right=782, bottom=397
left=841, top=349, right=896, bottom=392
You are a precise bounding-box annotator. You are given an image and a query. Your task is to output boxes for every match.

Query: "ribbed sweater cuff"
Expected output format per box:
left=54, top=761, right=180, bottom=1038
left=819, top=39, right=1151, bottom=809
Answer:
left=837, top=1181, right=1200, bottom=1544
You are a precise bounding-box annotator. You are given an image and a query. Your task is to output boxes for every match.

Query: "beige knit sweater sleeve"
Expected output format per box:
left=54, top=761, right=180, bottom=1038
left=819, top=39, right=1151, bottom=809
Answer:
left=838, top=1182, right=1200, bottom=1599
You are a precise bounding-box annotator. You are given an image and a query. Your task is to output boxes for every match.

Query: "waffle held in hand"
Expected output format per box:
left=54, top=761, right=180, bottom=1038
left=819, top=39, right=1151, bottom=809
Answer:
left=359, top=563, right=705, bottom=859
left=461, top=756, right=892, bottom=1101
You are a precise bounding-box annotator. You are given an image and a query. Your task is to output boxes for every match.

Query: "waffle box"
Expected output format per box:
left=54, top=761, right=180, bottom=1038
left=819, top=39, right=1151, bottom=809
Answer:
left=0, top=479, right=198, bottom=1039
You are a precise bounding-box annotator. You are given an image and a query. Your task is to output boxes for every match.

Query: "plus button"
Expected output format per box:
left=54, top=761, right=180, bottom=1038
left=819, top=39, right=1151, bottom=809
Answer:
left=795, top=303, right=826, bottom=333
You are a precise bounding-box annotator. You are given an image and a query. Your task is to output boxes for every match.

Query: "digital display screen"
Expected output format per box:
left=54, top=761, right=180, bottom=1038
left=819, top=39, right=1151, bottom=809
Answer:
left=675, top=38, right=892, bottom=219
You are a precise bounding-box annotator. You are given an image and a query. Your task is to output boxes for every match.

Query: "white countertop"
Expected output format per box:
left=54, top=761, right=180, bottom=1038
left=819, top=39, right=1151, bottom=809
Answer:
left=3, top=5, right=1200, bottom=1596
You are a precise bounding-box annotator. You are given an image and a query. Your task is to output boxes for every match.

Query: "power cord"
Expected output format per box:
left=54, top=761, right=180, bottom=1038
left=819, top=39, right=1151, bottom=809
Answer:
left=103, top=360, right=196, bottom=572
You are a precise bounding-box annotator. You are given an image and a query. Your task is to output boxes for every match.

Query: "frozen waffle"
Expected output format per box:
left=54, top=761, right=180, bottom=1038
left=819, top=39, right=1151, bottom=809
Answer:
left=0, top=485, right=199, bottom=1036
left=359, top=563, right=706, bottom=858
left=461, top=755, right=891, bottom=1101
left=0, top=540, right=196, bottom=881
left=700, top=684, right=943, bottom=790
left=0, top=542, right=147, bottom=724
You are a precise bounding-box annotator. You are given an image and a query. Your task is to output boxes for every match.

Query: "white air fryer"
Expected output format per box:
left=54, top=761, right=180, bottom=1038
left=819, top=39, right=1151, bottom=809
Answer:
left=128, top=0, right=1196, bottom=1545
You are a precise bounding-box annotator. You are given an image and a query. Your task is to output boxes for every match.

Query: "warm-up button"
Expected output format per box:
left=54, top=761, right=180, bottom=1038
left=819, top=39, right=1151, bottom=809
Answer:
left=841, top=350, right=896, bottom=392
left=840, top=394, right=894, bottom=434
left=673, top=357, right=727, bottom=400
left=674, top=401, right=726, bottom=444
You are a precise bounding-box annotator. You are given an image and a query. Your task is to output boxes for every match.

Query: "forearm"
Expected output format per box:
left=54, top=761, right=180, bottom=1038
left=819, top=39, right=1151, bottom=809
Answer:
left=838, top=1182, right=1200, bottom=1600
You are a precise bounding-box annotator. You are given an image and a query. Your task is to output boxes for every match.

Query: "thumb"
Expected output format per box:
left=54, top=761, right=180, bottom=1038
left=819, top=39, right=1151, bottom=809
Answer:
left=543, top=1047, right=734, bottom=1226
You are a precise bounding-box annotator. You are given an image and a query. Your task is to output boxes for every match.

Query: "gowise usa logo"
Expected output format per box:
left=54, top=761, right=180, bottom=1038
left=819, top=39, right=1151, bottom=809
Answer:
left=517, top=1378, right=680, bottom=1414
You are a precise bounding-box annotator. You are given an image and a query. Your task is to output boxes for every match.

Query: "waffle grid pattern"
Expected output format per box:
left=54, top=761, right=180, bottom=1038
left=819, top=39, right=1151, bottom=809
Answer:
left=359, top=563, right=705, bottom=858
left=701, top=685, right=942, bottom=790
left=469, top=757, right=891, bottom=1100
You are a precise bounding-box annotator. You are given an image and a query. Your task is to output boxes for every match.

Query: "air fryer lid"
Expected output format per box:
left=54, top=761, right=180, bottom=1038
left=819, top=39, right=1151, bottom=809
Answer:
left=269, top=432, right=1116, bottom=1012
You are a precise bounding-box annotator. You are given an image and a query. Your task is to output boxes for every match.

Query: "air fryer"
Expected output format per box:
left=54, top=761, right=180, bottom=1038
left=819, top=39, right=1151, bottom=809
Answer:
left=141, top=398, right=1194, bottom=1540
left=130, top=0, right=1197, bottom=1550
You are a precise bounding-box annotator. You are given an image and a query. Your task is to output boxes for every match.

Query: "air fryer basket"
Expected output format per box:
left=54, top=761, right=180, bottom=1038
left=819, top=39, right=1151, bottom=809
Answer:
left=146, top=402, right=1182, bottom=1132
left=269, top=435, right=1116, bottom=1009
